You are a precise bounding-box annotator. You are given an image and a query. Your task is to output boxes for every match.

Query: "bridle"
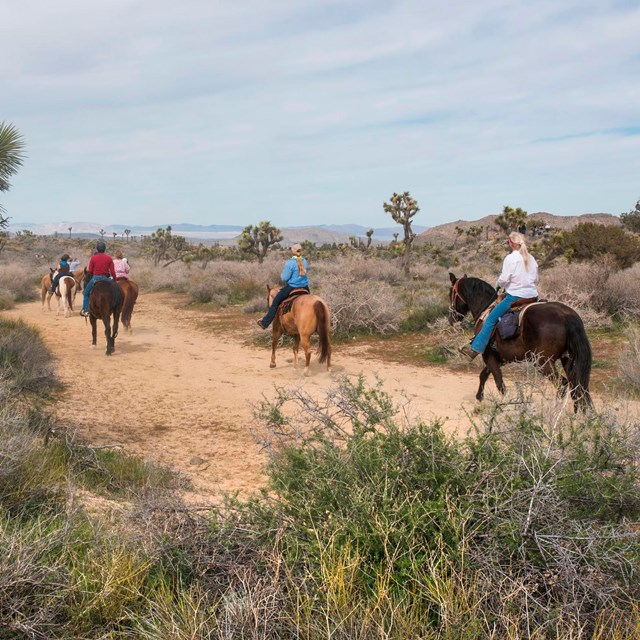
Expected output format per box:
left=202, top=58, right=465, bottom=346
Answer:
left=449, top=278, right=468, bottom=322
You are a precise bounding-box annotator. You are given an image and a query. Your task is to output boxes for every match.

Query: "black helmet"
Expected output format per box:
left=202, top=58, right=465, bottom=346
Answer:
left=96, top=240, right=106, bottom=253
left=61, top=253, right=70, bottom=261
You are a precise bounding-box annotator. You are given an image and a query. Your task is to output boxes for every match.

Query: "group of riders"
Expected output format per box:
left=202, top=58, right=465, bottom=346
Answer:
left=49, top=240, right=131, bottom=317
left=50, top=231, right=536, bottom=359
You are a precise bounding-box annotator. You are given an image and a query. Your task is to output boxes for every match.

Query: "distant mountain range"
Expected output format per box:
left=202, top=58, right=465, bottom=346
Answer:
left=7, top=221, right=429, bottom=245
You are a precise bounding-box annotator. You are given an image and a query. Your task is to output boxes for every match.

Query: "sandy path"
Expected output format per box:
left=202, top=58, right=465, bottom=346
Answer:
left=6, top=293, right=490, bottom=503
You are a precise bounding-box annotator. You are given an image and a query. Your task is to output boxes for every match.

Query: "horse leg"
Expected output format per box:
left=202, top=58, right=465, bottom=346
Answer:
left=300, top=334, right=312, bottom=377
left=90, top=316, right=98, bottom=348
left=270, top=327, right=281, bottom=368
left=292, top=335, right=300, bottom=369
left=476, top=366, right=491, bottom=401
left=484, top=353, right=506, bottom=397
left=104, top=314, right=114, bottom=355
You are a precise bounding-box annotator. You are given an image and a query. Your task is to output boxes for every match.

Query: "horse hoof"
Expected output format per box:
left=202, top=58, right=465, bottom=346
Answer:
left=304, top=369, right=310, bottom=377
left=269, top=363, right=276, bottom=369
left=90, top=345, right=96, bottom=350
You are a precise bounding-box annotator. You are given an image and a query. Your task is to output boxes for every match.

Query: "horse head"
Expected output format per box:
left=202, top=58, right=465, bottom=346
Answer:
left=448, top=272, right=469, bottom=325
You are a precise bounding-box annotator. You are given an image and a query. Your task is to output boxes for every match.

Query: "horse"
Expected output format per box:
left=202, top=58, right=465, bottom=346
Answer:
left=41, top=269, right=77, bottom=314
left=55, top=275, right=77, bottom=317
left=116, top=278, right=139, bottom=332
left=40, top=270, right=55, bottom=311
left=264, top=285, right=331, bottom=376
left=448, top=273, right=593, bottom=412
left=72, top=268, right=85, bottom=291
left=83, top=273, right=123, bottom=355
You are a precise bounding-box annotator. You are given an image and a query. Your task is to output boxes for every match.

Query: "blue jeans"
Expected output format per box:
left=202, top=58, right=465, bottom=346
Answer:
left=82, top=275, right=111, bottom=311
left=470, top=293, right=519, bottom=354
left=260, top=284, right=309, bottom=328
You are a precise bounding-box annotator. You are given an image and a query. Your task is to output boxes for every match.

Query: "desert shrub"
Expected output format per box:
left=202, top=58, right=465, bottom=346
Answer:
left=554, top=222, right=640, bottom=268
left=314, top=253, right=404, bottom=285
left=244, top=377, right=640, bottom=637
left=0, top=263, right=40, bottom=303
left=319, top=275, right=403, bottom=337
left=618, top=328, right=640, bottom=395
left=540, top=263, right=614, bottom=329
left=400, top=286, right=450, bottom=332
left=0, top=317, right=58, bottom=397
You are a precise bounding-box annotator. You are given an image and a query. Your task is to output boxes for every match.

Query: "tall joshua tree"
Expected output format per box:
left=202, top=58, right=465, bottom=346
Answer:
left=383, top=191, right=419, bottom=277
left=238, top=221, right=283, bottom=264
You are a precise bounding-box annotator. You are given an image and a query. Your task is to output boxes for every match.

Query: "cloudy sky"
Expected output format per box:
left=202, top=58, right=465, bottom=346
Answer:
left=2, top=0, right=639, bottom=230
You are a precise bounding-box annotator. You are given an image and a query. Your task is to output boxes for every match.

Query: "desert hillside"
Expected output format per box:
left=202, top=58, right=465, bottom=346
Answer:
left=418, top=212, right=621, bottom=245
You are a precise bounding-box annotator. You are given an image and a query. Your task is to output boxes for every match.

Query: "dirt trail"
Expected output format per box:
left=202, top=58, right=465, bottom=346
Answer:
left=5, top=293, right=511, bottom=503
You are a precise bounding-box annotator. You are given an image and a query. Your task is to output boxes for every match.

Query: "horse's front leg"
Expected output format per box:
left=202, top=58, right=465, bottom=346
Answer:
left=270, top=327, right=281, bottom=368
left=484, top=352, right=505, bottom=397
left=476, top=366, right=491, bottom=401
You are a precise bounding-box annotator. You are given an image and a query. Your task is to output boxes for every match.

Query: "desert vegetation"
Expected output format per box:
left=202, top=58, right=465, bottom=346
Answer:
left=2, top=210, right=640, bottom=637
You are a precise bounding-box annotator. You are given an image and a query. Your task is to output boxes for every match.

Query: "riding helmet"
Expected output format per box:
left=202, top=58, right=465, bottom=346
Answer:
left=96, top=240, right=106, bottom=253
left=61, top=253, right=70, bottom=261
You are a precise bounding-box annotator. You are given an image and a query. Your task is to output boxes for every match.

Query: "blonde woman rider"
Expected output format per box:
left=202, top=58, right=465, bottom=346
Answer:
left=257, top=243, right=309, bottom=329
left=459, top=231, right=538, bottom=360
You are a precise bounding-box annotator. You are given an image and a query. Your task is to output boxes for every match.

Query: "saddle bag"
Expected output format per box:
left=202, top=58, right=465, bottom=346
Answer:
left=497, top=310, right=520, bottom=340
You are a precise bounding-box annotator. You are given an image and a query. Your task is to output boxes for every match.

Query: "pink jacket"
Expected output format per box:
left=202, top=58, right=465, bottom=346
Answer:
left=114, top=258, right=130, bottom=279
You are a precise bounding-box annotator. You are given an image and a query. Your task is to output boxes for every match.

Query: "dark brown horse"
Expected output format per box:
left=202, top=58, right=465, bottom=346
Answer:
left=83, top=274, right=123, bottom=355
left=265, top=285, right=331, bottom=376
left=448, top=273, right=593, bottom=411
left=116, top=278, right=139, bottom=332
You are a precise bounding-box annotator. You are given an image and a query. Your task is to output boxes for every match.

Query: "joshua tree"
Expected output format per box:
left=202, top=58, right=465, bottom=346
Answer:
left=237, top=220, right=283, bottom=264
left=383, top=191, right=419, bottom=277
left=124, top=228, right=131, bottom=242
left=495, top=205, right=527, bottom=233
left=99, top=229, right=105, bottom=239
left=366, top=228, right=374, bottom=249
left=68, top=226, right=72, bottom=238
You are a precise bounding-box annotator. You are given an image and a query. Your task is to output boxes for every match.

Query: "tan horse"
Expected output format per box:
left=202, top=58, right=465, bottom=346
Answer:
left=265, top=285, right=331, bottom=376
left=40, top=271, right=54, bottom=311
left=116, top=278, right=139, bottom=332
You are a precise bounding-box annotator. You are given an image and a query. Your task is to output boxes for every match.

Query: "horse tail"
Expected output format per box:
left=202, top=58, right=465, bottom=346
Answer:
left=314, top=300, right=331, bottom=364
left=65, top=279, right=74, bottom=310
left=120, top=283, right=138, bottom=328
left=565, top=313, right=593, bottom=410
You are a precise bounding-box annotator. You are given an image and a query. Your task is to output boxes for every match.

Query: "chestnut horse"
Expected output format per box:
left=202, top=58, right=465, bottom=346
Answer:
left=448, top=273, right=592, bottom=412
left=116, top=278, right=139, bottom=332
left=83, top=273, right=123, bottom=355
left=265, top=285, right=331, bottom=376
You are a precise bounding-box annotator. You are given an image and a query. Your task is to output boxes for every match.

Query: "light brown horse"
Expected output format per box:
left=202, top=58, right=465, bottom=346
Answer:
left=41, top=269, right=83, bottom=311
left=265, top=285, right=331, bottom=376
left=116, top=278, right=139, bottom=332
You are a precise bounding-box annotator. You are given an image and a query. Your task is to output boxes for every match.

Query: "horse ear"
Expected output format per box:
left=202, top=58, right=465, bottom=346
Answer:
left=449, top=272, right=457, bottom=284
left=463, top=273, right=467, bottom=278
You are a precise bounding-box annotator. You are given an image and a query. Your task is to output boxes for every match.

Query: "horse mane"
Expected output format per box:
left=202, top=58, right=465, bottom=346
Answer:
left=464, top=276, right=496, bottom=302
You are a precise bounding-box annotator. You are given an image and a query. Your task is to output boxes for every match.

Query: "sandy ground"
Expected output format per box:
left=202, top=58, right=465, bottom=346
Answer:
left=3, top=291, right=564, bottom=504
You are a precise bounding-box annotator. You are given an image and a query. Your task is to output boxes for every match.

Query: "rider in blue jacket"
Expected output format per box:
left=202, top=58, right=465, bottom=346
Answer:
left=257, top=243, right=309, bottom=329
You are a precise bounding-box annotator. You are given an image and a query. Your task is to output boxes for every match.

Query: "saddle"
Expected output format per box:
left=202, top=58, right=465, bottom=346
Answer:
left=278, top=288, right=310, bottom=316
left=478, top=296, right=544, bottom=341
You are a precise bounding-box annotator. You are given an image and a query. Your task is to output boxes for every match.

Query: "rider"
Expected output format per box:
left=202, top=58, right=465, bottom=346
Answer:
left=113, top=250, right=130, bottom=280
left=459, top=231, right=539, bottom=360
left=50, top=253, right=71, bottom=294
left=257, top=243, right=309, bottom=329
left=81, top=240, right=116, bottom=317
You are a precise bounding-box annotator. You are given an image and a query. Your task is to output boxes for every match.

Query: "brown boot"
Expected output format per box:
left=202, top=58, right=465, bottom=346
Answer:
left=458, top=345, right=479, bottom=360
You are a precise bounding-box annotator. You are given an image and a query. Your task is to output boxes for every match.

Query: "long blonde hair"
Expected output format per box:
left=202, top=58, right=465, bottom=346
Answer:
left=509, top=231, right=532, bottom=271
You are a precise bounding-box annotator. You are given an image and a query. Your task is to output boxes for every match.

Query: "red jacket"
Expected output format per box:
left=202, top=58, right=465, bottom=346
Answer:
left=87, top=253, right=116, bottom=279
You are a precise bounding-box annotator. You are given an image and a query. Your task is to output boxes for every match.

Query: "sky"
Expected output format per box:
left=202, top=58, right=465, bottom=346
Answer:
left=1, top=0, right=639, bottom=230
